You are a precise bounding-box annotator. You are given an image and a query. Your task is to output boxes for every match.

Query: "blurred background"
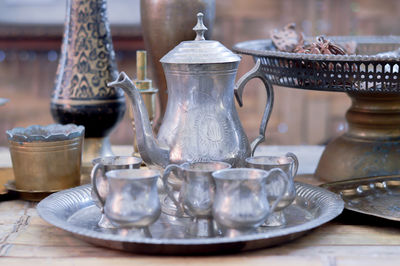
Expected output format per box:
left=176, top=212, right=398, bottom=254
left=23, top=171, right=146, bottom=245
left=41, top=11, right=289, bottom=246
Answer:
left=1, top=0, right=399, bottom=147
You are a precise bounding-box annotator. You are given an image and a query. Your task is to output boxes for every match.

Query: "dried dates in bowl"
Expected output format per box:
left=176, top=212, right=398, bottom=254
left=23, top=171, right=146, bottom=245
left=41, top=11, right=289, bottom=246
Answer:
left=270, top=23, right=359, bottom=88
left=270, top=23, right=356, bottom=55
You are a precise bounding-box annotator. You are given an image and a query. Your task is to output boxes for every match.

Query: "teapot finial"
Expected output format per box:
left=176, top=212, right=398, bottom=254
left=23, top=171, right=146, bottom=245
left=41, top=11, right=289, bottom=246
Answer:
left=193, top=13, right=207, bottom=41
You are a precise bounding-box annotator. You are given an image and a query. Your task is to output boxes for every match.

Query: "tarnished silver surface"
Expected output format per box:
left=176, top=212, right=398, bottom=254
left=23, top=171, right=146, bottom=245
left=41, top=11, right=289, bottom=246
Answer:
left=212, top=168, right=288, bottom=230
left=108, top=13, right=274, bottom=168
left=160, top=13, right=240, bottom=64
left=322, top=175, right=400, bottom=221
left=234, top=36, right=400, bottom=183
left=162, top=161, right=231, bottom=218
left=246, top=153, right=299, bottom=227
left=90, top=156, right=143, bottom=228
left=100, top=169, right=161, bottom=228
left=233, top=36, right=400, bottom=92
left=91, top=156, right=143, bottom=204
left=246, top=153, right=298, bottom=212
left=233, top=36, right=400, bottom=61
left=37, top=182, right=343, bottom=255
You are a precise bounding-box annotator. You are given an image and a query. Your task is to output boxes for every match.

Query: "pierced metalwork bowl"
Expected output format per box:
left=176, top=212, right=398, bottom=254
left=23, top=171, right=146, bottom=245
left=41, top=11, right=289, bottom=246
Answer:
left=233, top=36, right=400, bottom=92
left=233, top=36, right=400, bottom=182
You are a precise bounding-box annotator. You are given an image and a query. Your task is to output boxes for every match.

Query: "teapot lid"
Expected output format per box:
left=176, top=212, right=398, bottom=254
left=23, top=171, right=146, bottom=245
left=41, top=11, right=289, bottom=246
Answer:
left=160, top=13, right=241, bottom=64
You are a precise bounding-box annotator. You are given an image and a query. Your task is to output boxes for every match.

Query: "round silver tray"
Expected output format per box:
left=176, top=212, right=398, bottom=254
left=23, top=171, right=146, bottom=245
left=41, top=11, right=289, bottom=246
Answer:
left=37, top=182, right=343, bottom=255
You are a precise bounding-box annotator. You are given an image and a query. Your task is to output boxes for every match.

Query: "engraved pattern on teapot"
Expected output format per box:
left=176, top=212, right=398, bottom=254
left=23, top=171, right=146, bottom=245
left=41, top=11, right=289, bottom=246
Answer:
left=108, top=13, right=274, bottom=168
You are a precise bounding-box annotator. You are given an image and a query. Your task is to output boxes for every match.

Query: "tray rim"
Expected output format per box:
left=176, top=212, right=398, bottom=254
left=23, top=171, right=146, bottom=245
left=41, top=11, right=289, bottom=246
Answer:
left=233, top=36, right=400, bottom=62
left=321, top=175, right=400, bottom=221
left=37, top=182, right=344, bottom=247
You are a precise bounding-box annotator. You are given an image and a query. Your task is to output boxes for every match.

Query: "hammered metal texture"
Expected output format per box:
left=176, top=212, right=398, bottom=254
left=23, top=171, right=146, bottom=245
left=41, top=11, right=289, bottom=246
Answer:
left=233, top=36, right=400, bottom=93
left=322, top=175, right=400, bottom=221
left=37, top=182, right=343, bottom=255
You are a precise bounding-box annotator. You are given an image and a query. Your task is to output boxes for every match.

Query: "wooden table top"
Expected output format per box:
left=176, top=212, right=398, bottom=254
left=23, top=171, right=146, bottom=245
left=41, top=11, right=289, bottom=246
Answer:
left=1, top=146, right=400, bottom=265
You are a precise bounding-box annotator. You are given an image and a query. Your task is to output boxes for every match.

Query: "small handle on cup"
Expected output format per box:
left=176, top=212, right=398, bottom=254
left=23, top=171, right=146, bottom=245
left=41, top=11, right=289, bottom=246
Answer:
left=162, top=164, right=185, bottom=216
left=266, top=168, right=289, bottom=213
left=91, top=163, right=106, bottom=207
left=285, top=152, right=299, bottom=178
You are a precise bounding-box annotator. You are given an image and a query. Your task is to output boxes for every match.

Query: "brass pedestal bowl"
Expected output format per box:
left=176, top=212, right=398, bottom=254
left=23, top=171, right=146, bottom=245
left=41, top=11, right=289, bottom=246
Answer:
left=234, top=36, right=400, bottom=182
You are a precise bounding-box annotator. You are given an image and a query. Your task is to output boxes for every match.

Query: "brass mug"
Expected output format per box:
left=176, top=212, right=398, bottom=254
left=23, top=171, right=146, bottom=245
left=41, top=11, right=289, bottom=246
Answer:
left=6, top=124, right=84, bottom=192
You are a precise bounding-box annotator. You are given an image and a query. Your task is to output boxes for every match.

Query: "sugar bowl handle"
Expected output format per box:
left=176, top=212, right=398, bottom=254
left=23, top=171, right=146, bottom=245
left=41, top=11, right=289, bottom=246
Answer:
left=235, top=59, right=274, bottom=156
left=91, top=163, right=106, bottom=207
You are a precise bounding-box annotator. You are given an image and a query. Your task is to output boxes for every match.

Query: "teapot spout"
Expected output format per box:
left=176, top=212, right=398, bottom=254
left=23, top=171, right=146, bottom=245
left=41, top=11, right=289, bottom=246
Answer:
left=108, top=72, right=169, bottom=167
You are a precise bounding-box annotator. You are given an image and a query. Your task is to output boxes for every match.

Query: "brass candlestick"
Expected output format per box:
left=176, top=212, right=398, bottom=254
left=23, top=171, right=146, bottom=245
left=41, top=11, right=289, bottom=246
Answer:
left=130, top=51, right=158, bottom=157
left=140, top=0, right=215, bottom=131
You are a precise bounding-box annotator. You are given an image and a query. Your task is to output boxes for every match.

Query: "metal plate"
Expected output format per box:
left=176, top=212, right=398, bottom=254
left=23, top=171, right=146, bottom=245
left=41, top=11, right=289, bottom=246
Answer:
left=322, top=175, right=400, bottom=221
left=233, top=36, right=400, bottom=93
left=37, top=182, right=343, bottom=255
left=0, top=168, right=13, bottom=195
left=4, top=180, right=57, bottom=202
left=0, top=168, right=18, bottom=202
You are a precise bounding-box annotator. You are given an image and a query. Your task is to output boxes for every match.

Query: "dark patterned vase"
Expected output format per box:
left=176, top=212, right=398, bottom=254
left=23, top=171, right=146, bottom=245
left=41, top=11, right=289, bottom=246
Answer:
left=51, top=0, right=125, bottom=182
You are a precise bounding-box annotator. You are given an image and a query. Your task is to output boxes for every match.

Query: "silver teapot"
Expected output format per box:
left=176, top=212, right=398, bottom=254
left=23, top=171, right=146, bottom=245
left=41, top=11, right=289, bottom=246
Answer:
left=109, top=13, right=273, bottom=168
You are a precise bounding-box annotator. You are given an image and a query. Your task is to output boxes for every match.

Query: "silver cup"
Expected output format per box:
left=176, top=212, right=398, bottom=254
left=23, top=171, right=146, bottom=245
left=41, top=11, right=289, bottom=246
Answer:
left=245, top=152, right=299, bottom=226
left=90, top=156, right=142, bottom=228
left=212, top=168, right=288, bottom=232
left=162, top=161, right=231, bottom=237
left=92, top=169, right=161, bottom=229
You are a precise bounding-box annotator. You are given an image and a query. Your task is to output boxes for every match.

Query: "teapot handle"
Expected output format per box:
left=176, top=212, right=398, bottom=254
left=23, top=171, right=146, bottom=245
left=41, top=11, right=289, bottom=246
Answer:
left=235, top=59, right=274, bottom=156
